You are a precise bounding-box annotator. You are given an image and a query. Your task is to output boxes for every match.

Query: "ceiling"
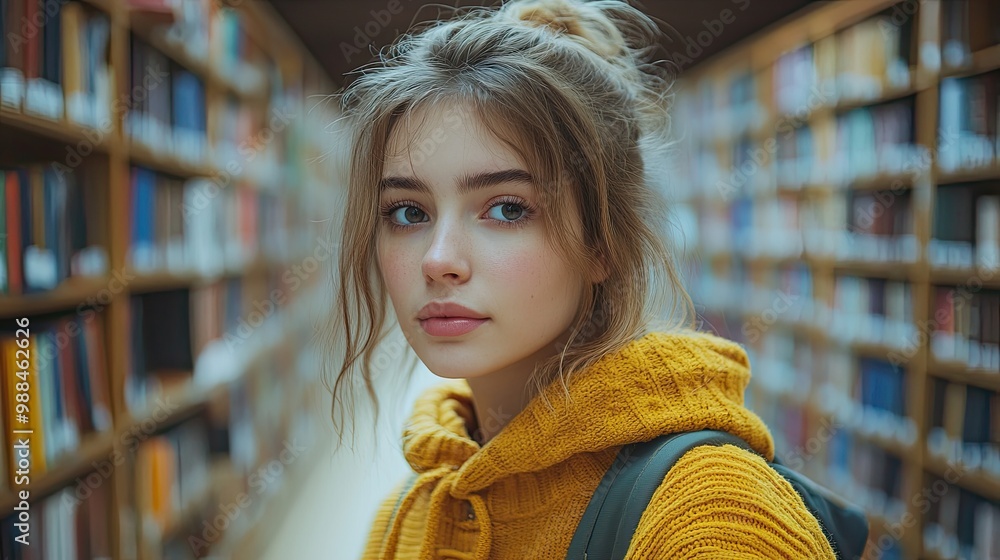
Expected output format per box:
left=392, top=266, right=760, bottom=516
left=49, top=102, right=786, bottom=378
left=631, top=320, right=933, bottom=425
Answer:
left=265, top=0, right=815, bottom=87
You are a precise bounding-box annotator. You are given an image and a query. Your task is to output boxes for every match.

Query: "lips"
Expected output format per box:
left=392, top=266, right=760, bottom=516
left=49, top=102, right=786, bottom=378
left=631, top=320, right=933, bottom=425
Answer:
left=417, top=301, right=489, bottom=337
left=420, top=317, right=488, bottom=337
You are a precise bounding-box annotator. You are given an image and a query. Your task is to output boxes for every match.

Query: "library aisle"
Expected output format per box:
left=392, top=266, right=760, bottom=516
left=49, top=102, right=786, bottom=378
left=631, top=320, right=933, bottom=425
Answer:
left=259, top=367, right=440, bottom=560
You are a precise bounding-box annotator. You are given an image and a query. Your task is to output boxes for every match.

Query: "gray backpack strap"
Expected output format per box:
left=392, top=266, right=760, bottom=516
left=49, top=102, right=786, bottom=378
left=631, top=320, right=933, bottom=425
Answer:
left=566, top=430, right=754, bottom=560
left=381, top=472, right=419, bottom=549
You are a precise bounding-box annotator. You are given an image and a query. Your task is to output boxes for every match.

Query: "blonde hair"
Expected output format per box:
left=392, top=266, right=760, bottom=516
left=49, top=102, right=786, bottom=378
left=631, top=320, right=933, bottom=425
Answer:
left=326, top=0, right=695, bottom=444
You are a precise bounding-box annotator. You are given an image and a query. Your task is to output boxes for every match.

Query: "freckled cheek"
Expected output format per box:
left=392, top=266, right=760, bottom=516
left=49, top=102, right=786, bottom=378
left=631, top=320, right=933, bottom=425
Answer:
left=377, top=243, right=417, bottom=293
left=485, top=245, right=558, bottom=303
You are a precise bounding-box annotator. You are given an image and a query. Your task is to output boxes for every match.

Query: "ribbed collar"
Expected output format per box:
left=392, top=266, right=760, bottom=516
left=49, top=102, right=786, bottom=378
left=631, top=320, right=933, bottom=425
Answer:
left=401, top=329, right=774, bottom=498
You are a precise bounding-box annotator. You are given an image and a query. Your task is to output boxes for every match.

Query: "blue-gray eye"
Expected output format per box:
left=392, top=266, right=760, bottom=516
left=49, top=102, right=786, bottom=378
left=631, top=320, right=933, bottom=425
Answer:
left=488, top=202, right=524, bottom=221
left=393, top=206, right=427, bottom=224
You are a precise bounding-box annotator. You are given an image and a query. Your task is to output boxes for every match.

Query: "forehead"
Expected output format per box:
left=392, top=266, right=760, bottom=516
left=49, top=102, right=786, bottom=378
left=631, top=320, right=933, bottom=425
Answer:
left=382, top=102, right=528, bottom=178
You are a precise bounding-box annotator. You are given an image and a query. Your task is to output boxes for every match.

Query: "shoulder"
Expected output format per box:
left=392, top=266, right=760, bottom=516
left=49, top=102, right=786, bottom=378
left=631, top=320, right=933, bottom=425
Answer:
left=625, top=443, right=837, bottom=560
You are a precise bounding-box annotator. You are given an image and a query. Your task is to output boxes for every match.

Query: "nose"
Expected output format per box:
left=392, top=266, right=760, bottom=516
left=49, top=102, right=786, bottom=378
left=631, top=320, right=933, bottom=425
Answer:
left=421, top=217, right=471, bottom=284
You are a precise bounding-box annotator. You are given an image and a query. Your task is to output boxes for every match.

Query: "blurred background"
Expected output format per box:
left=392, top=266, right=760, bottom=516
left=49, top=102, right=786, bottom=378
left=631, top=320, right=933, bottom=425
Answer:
left=0, top=0, right=997, bottom=559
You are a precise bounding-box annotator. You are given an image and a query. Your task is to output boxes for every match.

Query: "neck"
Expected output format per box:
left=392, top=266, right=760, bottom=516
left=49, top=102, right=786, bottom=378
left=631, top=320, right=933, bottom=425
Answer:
left=465, top=345, right=557, bottom=445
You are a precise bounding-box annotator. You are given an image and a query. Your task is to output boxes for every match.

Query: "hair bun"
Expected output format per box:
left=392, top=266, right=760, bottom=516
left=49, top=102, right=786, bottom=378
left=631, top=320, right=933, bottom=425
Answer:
left=505, top=0, right=627, bottom=59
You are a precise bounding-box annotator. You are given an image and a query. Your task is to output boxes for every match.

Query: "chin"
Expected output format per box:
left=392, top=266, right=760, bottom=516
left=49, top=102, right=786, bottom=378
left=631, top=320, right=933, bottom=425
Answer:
left=427, top=368, right=479, bottom=380
left=411, top=342, right=500, bottom=380
left=422, top=360, right=493, bottom=380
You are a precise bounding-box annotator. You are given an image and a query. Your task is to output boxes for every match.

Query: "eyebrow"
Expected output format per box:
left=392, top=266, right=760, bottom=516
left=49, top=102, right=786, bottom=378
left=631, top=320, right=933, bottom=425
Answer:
left=379, top=169, right=535, bottom=195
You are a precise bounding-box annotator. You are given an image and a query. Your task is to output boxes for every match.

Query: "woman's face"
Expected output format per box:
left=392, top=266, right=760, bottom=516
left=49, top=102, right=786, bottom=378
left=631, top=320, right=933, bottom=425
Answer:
left=377, top=103, right=585, bottom=380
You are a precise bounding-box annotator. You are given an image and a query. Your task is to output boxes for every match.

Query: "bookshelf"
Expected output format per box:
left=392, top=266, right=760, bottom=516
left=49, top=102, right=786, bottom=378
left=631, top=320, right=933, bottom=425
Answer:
left=675, top=1, right=1000, bottom=558
left=0, top=0, right=337, bottom=558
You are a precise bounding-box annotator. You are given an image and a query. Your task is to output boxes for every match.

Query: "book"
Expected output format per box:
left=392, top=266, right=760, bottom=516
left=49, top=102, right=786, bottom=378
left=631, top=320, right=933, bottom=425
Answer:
left=0, top=171, right=5, bottom=293
left=949, top=0, right=1000, bottom=55
left=978, top=195, right=1000, bottom=268
left=0, top=335, right=47, bottom=484
left=0, top=313, right=111, bottom=479
left=1, top=164, right=109, bottom=294
left=943, top=382, right=968, bottom=451
left=132, top=417, right=211, bottom=540
left=0, top=483, right=112, bottom=557
left=932, top=185, right=975, bottom=268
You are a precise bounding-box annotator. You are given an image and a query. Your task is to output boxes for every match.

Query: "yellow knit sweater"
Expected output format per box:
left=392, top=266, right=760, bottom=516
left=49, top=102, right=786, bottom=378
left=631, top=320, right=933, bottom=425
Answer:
left=360, top=330, right=837, bottom=559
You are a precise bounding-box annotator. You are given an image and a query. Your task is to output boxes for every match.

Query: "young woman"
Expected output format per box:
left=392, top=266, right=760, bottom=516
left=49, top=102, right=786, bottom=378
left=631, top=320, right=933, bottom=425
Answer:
left=329, top=0, right=837, bottom=558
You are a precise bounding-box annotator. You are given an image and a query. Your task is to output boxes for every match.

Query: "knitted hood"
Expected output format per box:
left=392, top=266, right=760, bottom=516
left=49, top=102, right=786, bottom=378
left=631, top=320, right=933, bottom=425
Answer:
left=379, top=329, right=775, bottom=559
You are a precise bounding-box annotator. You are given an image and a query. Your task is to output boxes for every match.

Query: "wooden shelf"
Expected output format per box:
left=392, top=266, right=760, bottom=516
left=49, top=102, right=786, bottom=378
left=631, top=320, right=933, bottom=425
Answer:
left=129, top=270, right=219, bottom=294
left=128, top=140, right=217, bottom=178
left=127, top=260, right=287, bottom=294
left=138, top=459, right=233, bottom=551
left=849, top=424, right=914, bottom=458
left=847, top=172, right=917, bottom=192
left=755, top=383, right=810, bottom=410
left=702, top=251, right=732, bottom=268
left=927, top=359, right=1000, bottom=391
left=835, top=81, right=922, bottom=113
left=129, top=17, right=266, bottom=104
left=866, top=510, right=921, bottom=557
left=851, top=340, right=908, bottom=362
left=80, top=0, right=117, bottom=14
left=829, top=259, right=917, bottom=281
left=130, top=18, right=212, bottom=81
left=119, top=382, right=215, bottom=438
left=0, top=276, right=112, bottom=319
left=800, top=104, right=834, bottom=126
left=921, top=549, right=948, bottom=560
left=929, top=267, right=1000, bottom=289
left=0, top=433, right=114, bottom=514
left=776, top=183, right=832, bottom=198
left=774, top=183, right=806, bottom=196
left=744, top=254, right=805, bottom=269
left=0, top=107, right=112, bottom=156
left=775, top=79, right=921, bottom=132
left=937, top=164, right=1000, bottom=184
left=118, top=348, right=273, bottom=438
left=941, top=43, right=1000, bottom=79
left=694, top=251, right=810, bottom=270
left=924, top=455, right=1000, bottom=501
